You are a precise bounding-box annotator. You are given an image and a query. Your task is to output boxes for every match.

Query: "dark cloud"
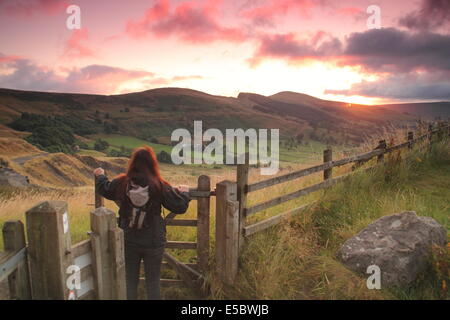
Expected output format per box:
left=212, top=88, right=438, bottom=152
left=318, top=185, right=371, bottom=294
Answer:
left=325, top=72, right=450, bottom=101
left=342, top=28, right=450, bottom=72
left=250, top=28, right=450, bottom=73
left=399, top=0, right=450, bottom=31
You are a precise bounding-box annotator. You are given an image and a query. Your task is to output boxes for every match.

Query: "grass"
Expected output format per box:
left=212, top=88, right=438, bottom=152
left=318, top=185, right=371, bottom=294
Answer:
left=208, top=138, right=449, bottom=300
left=0, top=134, right=448, bottom=300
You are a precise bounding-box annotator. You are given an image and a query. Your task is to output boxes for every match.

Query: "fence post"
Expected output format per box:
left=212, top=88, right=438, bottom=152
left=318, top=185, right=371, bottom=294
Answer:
left=377, top=140, right=387, bottom=163
left=323, top=147, right=333, bottom=180
left=197, top=175, right=211, bottom=273
left=90, top=207, right=126, bottom=300
left=25, top=201, right=74, bottom=299
left=428, top=124, right=433, bottom=150
left=236, top=153, right=249, bottom=252
left=2, top=221, right=31, bottom=299
left=447, top=118, right=450, bottom=137
left=408, top=131, right=414, bottom=150
left=95, top=176, right=104, bottom=208
left=215, top=180, right=239, bottom=285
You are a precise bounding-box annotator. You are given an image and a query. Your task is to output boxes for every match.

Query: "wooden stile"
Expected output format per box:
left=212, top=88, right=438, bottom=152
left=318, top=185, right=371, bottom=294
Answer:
left=215, top=181, right=239, bottom=285
left=25, top=201, right=73, bottom=300
left=89, top=207, right=125, bottom=300
left=2, top=221, right=31, bottom=300
left=196, top=175, right=211, bottom=272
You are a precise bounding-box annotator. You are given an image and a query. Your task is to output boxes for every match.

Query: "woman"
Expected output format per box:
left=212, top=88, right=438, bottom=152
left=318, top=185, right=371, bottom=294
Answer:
left=93, top=146, right=190, bottom=300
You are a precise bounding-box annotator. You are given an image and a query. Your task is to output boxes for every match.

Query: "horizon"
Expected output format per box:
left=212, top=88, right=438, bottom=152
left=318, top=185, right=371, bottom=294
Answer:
left=1, top=85, right=449, bottom=107
left=1, top=0, right=450, bottom=105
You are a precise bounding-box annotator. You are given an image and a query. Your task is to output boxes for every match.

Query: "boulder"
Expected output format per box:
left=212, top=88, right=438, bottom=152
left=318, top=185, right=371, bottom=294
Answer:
left=0, top=167, right=30, bottom=187
left=336, top=211, right=447, bottom=287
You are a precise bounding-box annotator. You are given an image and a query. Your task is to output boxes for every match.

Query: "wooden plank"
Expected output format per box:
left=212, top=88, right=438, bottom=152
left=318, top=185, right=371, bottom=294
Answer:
left=163, top=252, right=203, bottom=281
left=109, top=227, right=126, bottom=300
left=25, top=201, right=74, bottom=300
left=80, top=265, right=93, bottom=282
left=386, top=141, right=409, bottom=153
left=89, top=233, right=103, bottom=300
left=162, top=252, right=205, bottom=295
left=244, top=204, right=309, bottom=237
left=215, top=181, right=239, bottom=285
left=161, top=262, right=198, bottom=271
left=0, top=248, right=26, bottom=281
left=323, top=148, right=332, bottom=180
left=165, top=219, right=197, bottom=227
left=246, top=149, right=383, bottom=193
left=78, top=289, right=96, bottom=300
left=236, top=155, right=249, bottom=252
left=2, top=220, right=31, bottom=299
left=76, top=277, right=94, bottom=299
left=165, top=241, right=197, bottom=250
left=94, top=176, right=104, bottom=208
left=408, top=131, right=414, bottom=150
left=90, top=207, right=117, bottom=300
left=140, top=278, right=185, bottom=287
left=72, top=239, right=91, bottom=258
left=196, top=175, right=211, bottom=273
left=376, top=140, right=386, bottom=163
left=245, top=174, right=347, bottom=216
left=188, top=190, right=214, bottom=198
left=74, top=252, right=92, bottom=270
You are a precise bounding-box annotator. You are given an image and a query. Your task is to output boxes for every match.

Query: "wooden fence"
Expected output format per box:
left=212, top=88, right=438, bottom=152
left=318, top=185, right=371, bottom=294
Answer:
left=216, top=121, right=450, bottom=284
left=0, top=201, right=125, bottom=300
left=1, top=120, right=449, bottom=298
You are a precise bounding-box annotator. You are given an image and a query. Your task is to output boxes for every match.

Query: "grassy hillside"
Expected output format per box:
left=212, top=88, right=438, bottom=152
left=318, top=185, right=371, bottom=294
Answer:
left=0, top=87, right=423, bottom=149
left=0, top=133, right=448, bottom=300
left=210, top=139, right=450, bottom=300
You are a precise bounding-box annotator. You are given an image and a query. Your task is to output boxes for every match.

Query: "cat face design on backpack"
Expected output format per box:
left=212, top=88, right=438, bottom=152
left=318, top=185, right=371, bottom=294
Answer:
left=126, top=181, right=152, bottom=229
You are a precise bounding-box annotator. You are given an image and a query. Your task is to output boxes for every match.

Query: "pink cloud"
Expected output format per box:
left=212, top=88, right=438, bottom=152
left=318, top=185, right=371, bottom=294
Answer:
left=0, top=0, right=68, bottom=17
left=126, top=0, right=245, bottom=43
left=248, top=31, right=342, bottom=67
left=62, top=29, right=97, bottom=60
left=0, top=54, right=22, bottom=63
left=240, top=0, right=317, bottom=27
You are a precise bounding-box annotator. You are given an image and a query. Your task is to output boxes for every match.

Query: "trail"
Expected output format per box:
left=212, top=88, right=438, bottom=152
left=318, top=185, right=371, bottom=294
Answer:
left=12, top=153, right=50, bottom=165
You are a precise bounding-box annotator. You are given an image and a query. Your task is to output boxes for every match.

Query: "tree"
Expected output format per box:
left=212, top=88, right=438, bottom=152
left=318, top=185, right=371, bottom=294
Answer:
left=157, top=151, right=172, bottom=164
left=94, top=139, right=109, bottom=151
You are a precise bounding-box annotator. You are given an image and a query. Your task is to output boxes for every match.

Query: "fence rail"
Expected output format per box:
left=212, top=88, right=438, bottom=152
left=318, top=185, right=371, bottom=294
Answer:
left=236, top=123, right=450, bottom=244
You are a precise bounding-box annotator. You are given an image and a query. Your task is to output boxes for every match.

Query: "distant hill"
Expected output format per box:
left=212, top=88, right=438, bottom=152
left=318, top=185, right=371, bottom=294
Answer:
left=1, top=87, right=445, bottom=146
left=374, top=102, right=450, bottom=119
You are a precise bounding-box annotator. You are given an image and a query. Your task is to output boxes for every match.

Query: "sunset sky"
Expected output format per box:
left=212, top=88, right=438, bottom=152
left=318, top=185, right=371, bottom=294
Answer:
left=0, top=0, right=449, bottom=104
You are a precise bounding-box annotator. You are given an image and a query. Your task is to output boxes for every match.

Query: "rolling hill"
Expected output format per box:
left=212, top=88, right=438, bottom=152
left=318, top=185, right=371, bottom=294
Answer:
left=0, top=87, right=447, bottom=148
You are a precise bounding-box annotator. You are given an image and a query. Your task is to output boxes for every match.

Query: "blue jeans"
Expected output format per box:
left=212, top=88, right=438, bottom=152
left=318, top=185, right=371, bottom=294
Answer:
left=122, top=215, right=166, bottom=300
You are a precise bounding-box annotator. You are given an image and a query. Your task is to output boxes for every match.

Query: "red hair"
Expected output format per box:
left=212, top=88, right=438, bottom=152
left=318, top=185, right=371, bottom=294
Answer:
left=114, top=146, right=168, bottom=201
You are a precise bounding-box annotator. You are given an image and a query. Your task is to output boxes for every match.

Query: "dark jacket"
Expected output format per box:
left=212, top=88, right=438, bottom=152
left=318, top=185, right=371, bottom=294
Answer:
left=95, top=174, right=190, bottom=248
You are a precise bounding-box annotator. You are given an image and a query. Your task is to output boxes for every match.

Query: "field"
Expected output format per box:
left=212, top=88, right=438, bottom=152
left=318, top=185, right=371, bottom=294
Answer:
left=1, top=136, right=448, bottom=300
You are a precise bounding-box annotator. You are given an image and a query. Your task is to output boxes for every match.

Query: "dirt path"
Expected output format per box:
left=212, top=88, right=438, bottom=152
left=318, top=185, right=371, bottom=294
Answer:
left=12, top=153, right=49, bottom=165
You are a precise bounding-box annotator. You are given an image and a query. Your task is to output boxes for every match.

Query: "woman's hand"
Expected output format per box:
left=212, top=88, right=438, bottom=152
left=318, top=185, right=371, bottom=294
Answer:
left=177, top=185, right=189, bottom=193
left=93, top=167, right=105, bottom=176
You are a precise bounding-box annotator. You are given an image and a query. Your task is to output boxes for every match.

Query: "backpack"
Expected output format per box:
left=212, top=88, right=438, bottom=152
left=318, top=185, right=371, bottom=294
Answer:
left=126, top=180, right=152, bottom=229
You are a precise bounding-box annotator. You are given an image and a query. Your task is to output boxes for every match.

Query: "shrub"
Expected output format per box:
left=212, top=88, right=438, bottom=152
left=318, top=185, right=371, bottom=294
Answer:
left=94, top=139, right=109, bottom=151
left=157, top=150, right=172, bottom=164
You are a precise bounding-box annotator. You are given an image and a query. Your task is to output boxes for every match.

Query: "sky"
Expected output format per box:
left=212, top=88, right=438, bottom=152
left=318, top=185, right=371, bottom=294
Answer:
left=0, top=0, right=449, bottom=105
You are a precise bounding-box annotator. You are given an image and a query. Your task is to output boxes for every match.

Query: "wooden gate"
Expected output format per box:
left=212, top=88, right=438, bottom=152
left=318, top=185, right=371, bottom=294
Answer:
left=95, top=174, right=214, bottom=297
